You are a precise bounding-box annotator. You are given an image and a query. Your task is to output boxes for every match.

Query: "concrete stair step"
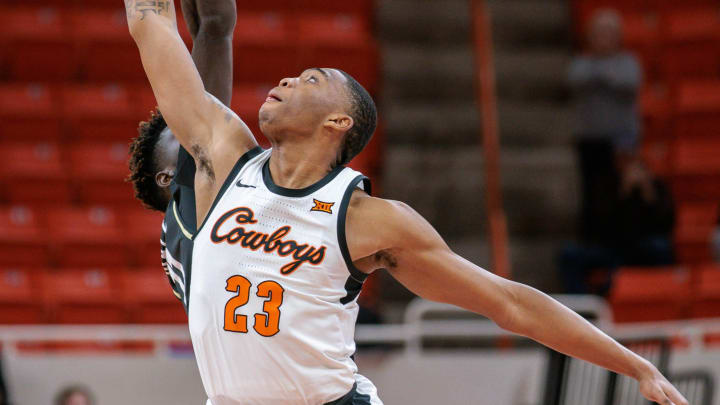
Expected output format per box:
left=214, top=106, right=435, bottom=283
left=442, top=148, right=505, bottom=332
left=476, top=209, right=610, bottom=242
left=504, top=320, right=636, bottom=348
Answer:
left=377, top=0, right=472, bottom=45
left=497, top=101, right=574, bottom=147
left=494, top=49, right=571, bottom=102
left=487, top=0, right=570, bottom=50
left=382, top=45, right=475, bottom=102
left=383, top=101, right=480, bottom=146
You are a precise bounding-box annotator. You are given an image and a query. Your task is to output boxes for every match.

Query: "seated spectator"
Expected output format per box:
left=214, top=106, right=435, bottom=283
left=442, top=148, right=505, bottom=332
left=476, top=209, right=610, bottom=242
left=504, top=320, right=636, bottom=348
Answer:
left=54, top=385, right=94, bottom=405
left=568, top=9, right=643, bottom=241
left=559, top=161, right=675, bottom=295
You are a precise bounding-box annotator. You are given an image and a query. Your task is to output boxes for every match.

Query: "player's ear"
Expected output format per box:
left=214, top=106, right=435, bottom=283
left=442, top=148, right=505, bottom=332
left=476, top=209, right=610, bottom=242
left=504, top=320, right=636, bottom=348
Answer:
left=324, top=113, right=353, bottom=134
left=155, top=169, right=175, bottom=188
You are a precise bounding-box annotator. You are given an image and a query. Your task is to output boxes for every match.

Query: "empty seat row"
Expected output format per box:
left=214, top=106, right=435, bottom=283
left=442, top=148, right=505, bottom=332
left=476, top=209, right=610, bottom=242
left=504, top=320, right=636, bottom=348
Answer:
left=0, top=83, right=271, bottom=141
left=610, top=265, right=720, bottom=322
left=0, top=205, right=163, bottom=267
left=0, top=267, right=186, bottom=324
left=0, top=8, right=378, bottom=87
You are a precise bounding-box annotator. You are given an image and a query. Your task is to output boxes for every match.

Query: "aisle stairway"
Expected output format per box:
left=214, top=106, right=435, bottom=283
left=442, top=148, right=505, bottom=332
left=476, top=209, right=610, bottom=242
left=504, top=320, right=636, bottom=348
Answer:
left=378, top=0, right=576, bottom=300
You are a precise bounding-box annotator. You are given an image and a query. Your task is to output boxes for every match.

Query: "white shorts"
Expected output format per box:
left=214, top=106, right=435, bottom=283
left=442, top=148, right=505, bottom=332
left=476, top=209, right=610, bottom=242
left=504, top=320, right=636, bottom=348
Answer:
left=203, top=374, right=383, bottom=405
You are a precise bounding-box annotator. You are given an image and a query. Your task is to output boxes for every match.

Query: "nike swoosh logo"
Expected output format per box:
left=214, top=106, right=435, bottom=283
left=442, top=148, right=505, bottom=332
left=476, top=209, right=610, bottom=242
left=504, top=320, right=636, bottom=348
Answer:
left=236, top=180, right=257, bottom=189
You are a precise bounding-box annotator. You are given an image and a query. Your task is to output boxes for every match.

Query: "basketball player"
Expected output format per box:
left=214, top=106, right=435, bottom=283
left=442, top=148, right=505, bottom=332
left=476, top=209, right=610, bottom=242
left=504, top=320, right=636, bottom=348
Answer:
left=123, top=1, right=688, bottom=404
left=127, top=0, right=236, bottom=308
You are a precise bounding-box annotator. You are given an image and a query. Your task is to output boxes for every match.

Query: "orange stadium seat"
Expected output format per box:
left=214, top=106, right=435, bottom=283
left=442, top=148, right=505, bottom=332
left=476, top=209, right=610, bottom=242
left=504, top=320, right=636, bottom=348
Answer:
left=670, top=136, right=720, bottom=201
left=124, top=268, right=187, bottom=324
left=47, top=206, right=128, bottom=267
left=124, top=208, right=164, bottom=267
left=0, top=268, right=47, bottom=324
left=0, top=84, right=61, bottom=141
left=46, top=268, right=127, bottom=324
left=61, top=84, right=141, bottom=141
left=0, top=206, right=50, bottom=267
left=0, top=142, right=71, bottom=204
left=690, top=265, right=720, bottom=318
left=67, top=141, right=136, bottom=206
left=610, top=267, right=691, bottom=322
left=0, top=7, right=76, bottom=81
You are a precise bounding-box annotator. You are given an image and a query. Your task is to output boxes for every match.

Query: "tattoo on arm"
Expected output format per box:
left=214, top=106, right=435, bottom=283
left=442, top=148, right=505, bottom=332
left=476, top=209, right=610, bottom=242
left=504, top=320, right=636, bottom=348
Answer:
left=125, top=0, right=172, bottom=21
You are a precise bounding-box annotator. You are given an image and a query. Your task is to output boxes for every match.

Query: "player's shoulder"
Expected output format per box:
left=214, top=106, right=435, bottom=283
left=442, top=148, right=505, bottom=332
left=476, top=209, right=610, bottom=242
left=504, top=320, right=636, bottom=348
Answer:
left=347, top=191, right=422, bottom=241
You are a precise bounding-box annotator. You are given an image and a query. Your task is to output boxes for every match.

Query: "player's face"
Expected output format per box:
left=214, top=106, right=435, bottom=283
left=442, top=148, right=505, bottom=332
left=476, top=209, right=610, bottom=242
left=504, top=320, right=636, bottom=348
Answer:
left=154, top=126, right=179, bottom=190
left=258, top=68, right=349, bottom=138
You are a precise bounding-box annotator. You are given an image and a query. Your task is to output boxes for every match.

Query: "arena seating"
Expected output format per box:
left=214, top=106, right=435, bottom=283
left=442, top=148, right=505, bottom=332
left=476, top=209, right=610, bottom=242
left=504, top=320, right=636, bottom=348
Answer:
left=0, top=0, right=380, bottom=324
left=575, top=0, right=720, bottom=322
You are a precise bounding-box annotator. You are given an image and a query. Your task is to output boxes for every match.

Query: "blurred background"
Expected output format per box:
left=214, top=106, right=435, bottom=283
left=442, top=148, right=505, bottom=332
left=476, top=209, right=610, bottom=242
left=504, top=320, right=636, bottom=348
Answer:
left=1, top=0, right=720, bottom=404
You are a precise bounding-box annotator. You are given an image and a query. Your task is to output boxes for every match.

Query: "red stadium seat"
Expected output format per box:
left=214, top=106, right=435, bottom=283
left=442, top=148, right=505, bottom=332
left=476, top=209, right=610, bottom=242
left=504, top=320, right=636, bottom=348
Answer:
left=47, top=206, right=128, bottom=267
left=297, top=14, right=369, bottom=46
left=71, top=9, right=145, bottom=81
left=659, top=9, right=720, bottom=79
left=674, top=80, right=720, bottom=139
left=124, top=209, right=164, bottom=267
left=231, top=85, right=273, bottom=143
left=0, top=268, right=47, bottom=323
left=672, top=137, right=720, bottom=176
left=46, top=268, right=127, bottom=324
left=123, top=268, right=187, bottom=323
left=61, top=84, right=141, bottom=141
left=295, top=14, right=378, bottom=89
left=0, top=7, right=76, bottom=81
left=674, top=203, right=719, bottom=264
left=690, top=265, right=720, bottom=318
left=0, top=206, right=50, bottom=267
left=610, top=267, right=691, bottom=322
left=0, top=84, right=61, bottom=141
left=67, top=141, right=136, bottom=206
left=0, top=142, right=71, bottom=204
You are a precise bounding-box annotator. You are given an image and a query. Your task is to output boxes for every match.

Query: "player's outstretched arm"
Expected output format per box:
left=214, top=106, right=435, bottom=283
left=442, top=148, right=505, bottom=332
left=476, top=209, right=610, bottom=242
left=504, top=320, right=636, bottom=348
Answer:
left=180, top=0, right=236, bottom=106
left=346, top=194, right=688, bottom=405
left=124, top=0, right=256, bottom=167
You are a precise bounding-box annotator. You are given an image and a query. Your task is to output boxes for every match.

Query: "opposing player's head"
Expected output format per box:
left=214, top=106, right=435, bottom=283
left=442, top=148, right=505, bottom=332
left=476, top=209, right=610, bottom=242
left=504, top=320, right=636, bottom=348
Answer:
left=127, top=109, right=180, bottom=211
left=258, top=68, right=376, bottom=166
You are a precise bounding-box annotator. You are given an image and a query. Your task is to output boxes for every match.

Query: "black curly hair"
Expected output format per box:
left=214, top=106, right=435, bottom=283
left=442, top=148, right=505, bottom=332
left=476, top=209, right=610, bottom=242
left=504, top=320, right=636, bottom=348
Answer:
left=127, top=108, right=170, bottom=212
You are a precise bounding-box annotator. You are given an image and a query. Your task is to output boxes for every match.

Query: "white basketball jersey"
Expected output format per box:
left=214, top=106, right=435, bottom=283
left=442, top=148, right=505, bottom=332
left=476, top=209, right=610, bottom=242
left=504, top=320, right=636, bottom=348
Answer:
left=189, top=148, right=378, bottom=405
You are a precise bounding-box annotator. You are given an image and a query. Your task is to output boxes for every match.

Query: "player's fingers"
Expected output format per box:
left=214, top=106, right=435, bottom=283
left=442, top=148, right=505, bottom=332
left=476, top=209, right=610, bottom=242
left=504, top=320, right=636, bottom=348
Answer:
left=646, top=384, right=673, bottom=405
left=662, top=381, right=689, bottom=405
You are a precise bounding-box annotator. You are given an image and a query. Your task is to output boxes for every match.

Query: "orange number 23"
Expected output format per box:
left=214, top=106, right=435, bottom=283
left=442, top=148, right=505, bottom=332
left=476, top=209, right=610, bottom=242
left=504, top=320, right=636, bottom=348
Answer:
left=224, top=275, right=285, bottom=337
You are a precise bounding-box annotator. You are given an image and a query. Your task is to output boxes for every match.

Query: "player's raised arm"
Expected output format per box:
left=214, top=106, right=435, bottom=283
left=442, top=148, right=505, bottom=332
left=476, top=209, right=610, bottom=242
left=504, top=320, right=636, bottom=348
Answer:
left=347, top=194, right=688, bottom=405
left=124, top=0, right=256, bottom=164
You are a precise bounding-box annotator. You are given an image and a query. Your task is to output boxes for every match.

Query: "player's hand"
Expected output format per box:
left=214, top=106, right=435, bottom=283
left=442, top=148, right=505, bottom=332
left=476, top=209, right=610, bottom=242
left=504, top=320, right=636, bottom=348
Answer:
left=637, top=366, right=689, bottom=405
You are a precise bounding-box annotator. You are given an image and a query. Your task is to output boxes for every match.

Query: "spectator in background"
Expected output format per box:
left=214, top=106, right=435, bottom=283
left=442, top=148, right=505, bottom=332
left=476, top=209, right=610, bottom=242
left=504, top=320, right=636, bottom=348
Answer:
left=559, top=161, right=675, bottom=294
left=568, top=9, right=643, bottom=241
left=559, top=8, right=672, bottom=294
left=54, top=385, right=94, bottom=405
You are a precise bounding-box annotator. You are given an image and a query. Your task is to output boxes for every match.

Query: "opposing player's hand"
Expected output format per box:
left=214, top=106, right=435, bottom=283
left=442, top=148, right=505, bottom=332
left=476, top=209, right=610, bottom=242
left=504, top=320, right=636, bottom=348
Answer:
left=638, top=366, right=689, bottom=405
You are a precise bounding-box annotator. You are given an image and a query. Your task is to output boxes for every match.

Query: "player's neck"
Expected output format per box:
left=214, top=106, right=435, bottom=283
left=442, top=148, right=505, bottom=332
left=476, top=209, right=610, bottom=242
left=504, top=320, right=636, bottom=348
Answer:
left=268, top=138, right=338, bottom=190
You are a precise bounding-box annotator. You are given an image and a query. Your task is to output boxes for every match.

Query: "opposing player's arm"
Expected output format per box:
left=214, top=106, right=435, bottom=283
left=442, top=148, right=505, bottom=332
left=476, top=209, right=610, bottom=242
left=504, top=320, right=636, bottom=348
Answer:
left=124, top=0, right=256, bottom=164
left=180, top=0, right=235, bottom=106
left=346, top=194, right=687, bottom=405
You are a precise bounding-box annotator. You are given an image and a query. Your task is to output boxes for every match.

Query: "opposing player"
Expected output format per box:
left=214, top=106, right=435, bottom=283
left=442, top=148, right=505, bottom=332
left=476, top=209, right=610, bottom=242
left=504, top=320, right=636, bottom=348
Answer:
left=123, top=1, right=688, bottom=405
left=127, top=0, right=236, bottom=308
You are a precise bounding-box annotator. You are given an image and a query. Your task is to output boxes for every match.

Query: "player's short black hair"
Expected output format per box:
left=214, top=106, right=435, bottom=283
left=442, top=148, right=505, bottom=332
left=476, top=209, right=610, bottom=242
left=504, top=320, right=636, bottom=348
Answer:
left=336, top=70, right=377, bottom=166
left=127, top=108, right=169, bottom=212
